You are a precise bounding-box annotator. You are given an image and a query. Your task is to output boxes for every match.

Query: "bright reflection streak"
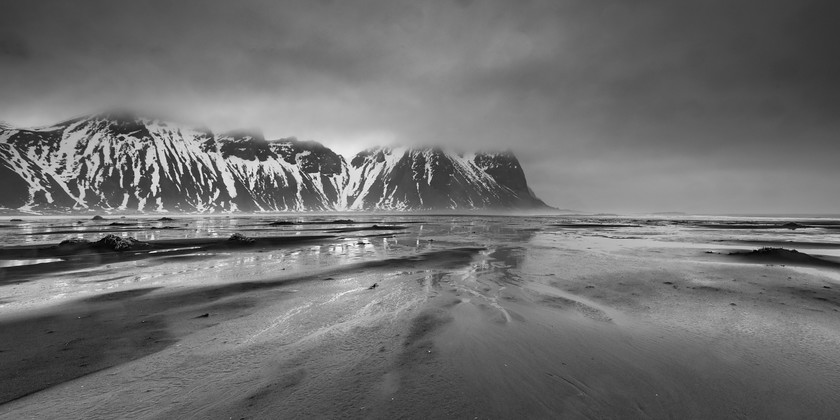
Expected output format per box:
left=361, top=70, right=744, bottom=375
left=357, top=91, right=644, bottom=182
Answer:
left=0, top=258, right=63, bottom=268
left=6, top=214, right=840, bottom=308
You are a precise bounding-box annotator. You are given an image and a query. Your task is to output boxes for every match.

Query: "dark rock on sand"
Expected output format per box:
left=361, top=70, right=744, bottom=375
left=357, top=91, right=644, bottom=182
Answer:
left=781, top=222, right=806, bottom=230
left=91, top=234, right=149, bottom=252
left=158, top=217, right=175, bottom=222
left=9, top=219, right=22, bottom=222
left=732, top=247, right=804, bottom=258
left=729, top=247, right=808, bottom=257
left=268, top=221, right=296, bottom=226
left=729, top=247, right=840, bottom=268
left=91, top=215, right=106, bottom=221
left=228, top=233, right=256, bottom=245
left=368, top=283, right=378, bottom=290
left=108, top=222, right=134, bottom=226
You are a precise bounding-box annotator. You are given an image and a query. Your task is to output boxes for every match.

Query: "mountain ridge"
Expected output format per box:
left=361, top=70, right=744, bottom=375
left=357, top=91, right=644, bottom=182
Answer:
left=0, top=114, right=550, bottom=213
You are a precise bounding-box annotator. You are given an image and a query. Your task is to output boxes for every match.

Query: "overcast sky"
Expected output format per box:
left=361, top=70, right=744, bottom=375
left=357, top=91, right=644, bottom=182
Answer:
left=1, top=0, right=839, bottom=214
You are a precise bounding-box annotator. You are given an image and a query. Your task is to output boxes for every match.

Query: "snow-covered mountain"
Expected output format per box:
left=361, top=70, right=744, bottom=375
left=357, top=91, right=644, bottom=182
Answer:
left=345, top=147, right=546, bottom=210
left=0, top=113, right=548, bottom=213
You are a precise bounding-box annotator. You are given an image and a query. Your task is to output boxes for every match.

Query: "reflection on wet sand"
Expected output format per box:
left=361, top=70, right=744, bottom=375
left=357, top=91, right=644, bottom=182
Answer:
left=0, top=245, right=484, bottom=405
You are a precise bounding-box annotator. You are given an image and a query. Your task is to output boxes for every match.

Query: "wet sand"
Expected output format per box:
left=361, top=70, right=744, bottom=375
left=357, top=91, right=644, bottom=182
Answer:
left=0, top=246, right=481, bottom=405
left=2, top=216, right=840, bottom=418
left=0, top=234, right=342, bottom=283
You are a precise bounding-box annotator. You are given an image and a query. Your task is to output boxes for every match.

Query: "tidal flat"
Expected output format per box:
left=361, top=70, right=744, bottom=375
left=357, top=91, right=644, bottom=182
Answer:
left=1, top=214, right=840, bottom=419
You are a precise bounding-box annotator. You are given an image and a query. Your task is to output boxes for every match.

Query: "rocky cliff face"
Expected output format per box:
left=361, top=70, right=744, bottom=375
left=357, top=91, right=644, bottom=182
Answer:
left=0, top=114, right=549, bottom=213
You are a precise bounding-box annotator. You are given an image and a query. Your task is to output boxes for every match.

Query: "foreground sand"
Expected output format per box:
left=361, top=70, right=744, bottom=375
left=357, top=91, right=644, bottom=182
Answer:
left=1, top=216, right=840, bottom=418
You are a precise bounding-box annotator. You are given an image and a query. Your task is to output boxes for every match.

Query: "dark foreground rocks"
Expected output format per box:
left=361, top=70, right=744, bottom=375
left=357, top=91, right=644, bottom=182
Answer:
left=57, top=235, right=150, bottom=252
left=228, top=233, right=256, bottom=245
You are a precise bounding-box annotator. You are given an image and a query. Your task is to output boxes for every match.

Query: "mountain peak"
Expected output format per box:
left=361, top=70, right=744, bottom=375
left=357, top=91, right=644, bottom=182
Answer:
left=218, top=130, right=272, bottom=161
left=0, top=115, right=550, bottom=212
left=344, top=144, right=546, bottom=210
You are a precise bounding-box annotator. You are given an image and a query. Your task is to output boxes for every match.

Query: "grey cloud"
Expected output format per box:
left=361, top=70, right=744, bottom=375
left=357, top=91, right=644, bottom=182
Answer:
left=0, top=35, right=29, bottom=59
left=0, top=0, right=838, bottom=213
